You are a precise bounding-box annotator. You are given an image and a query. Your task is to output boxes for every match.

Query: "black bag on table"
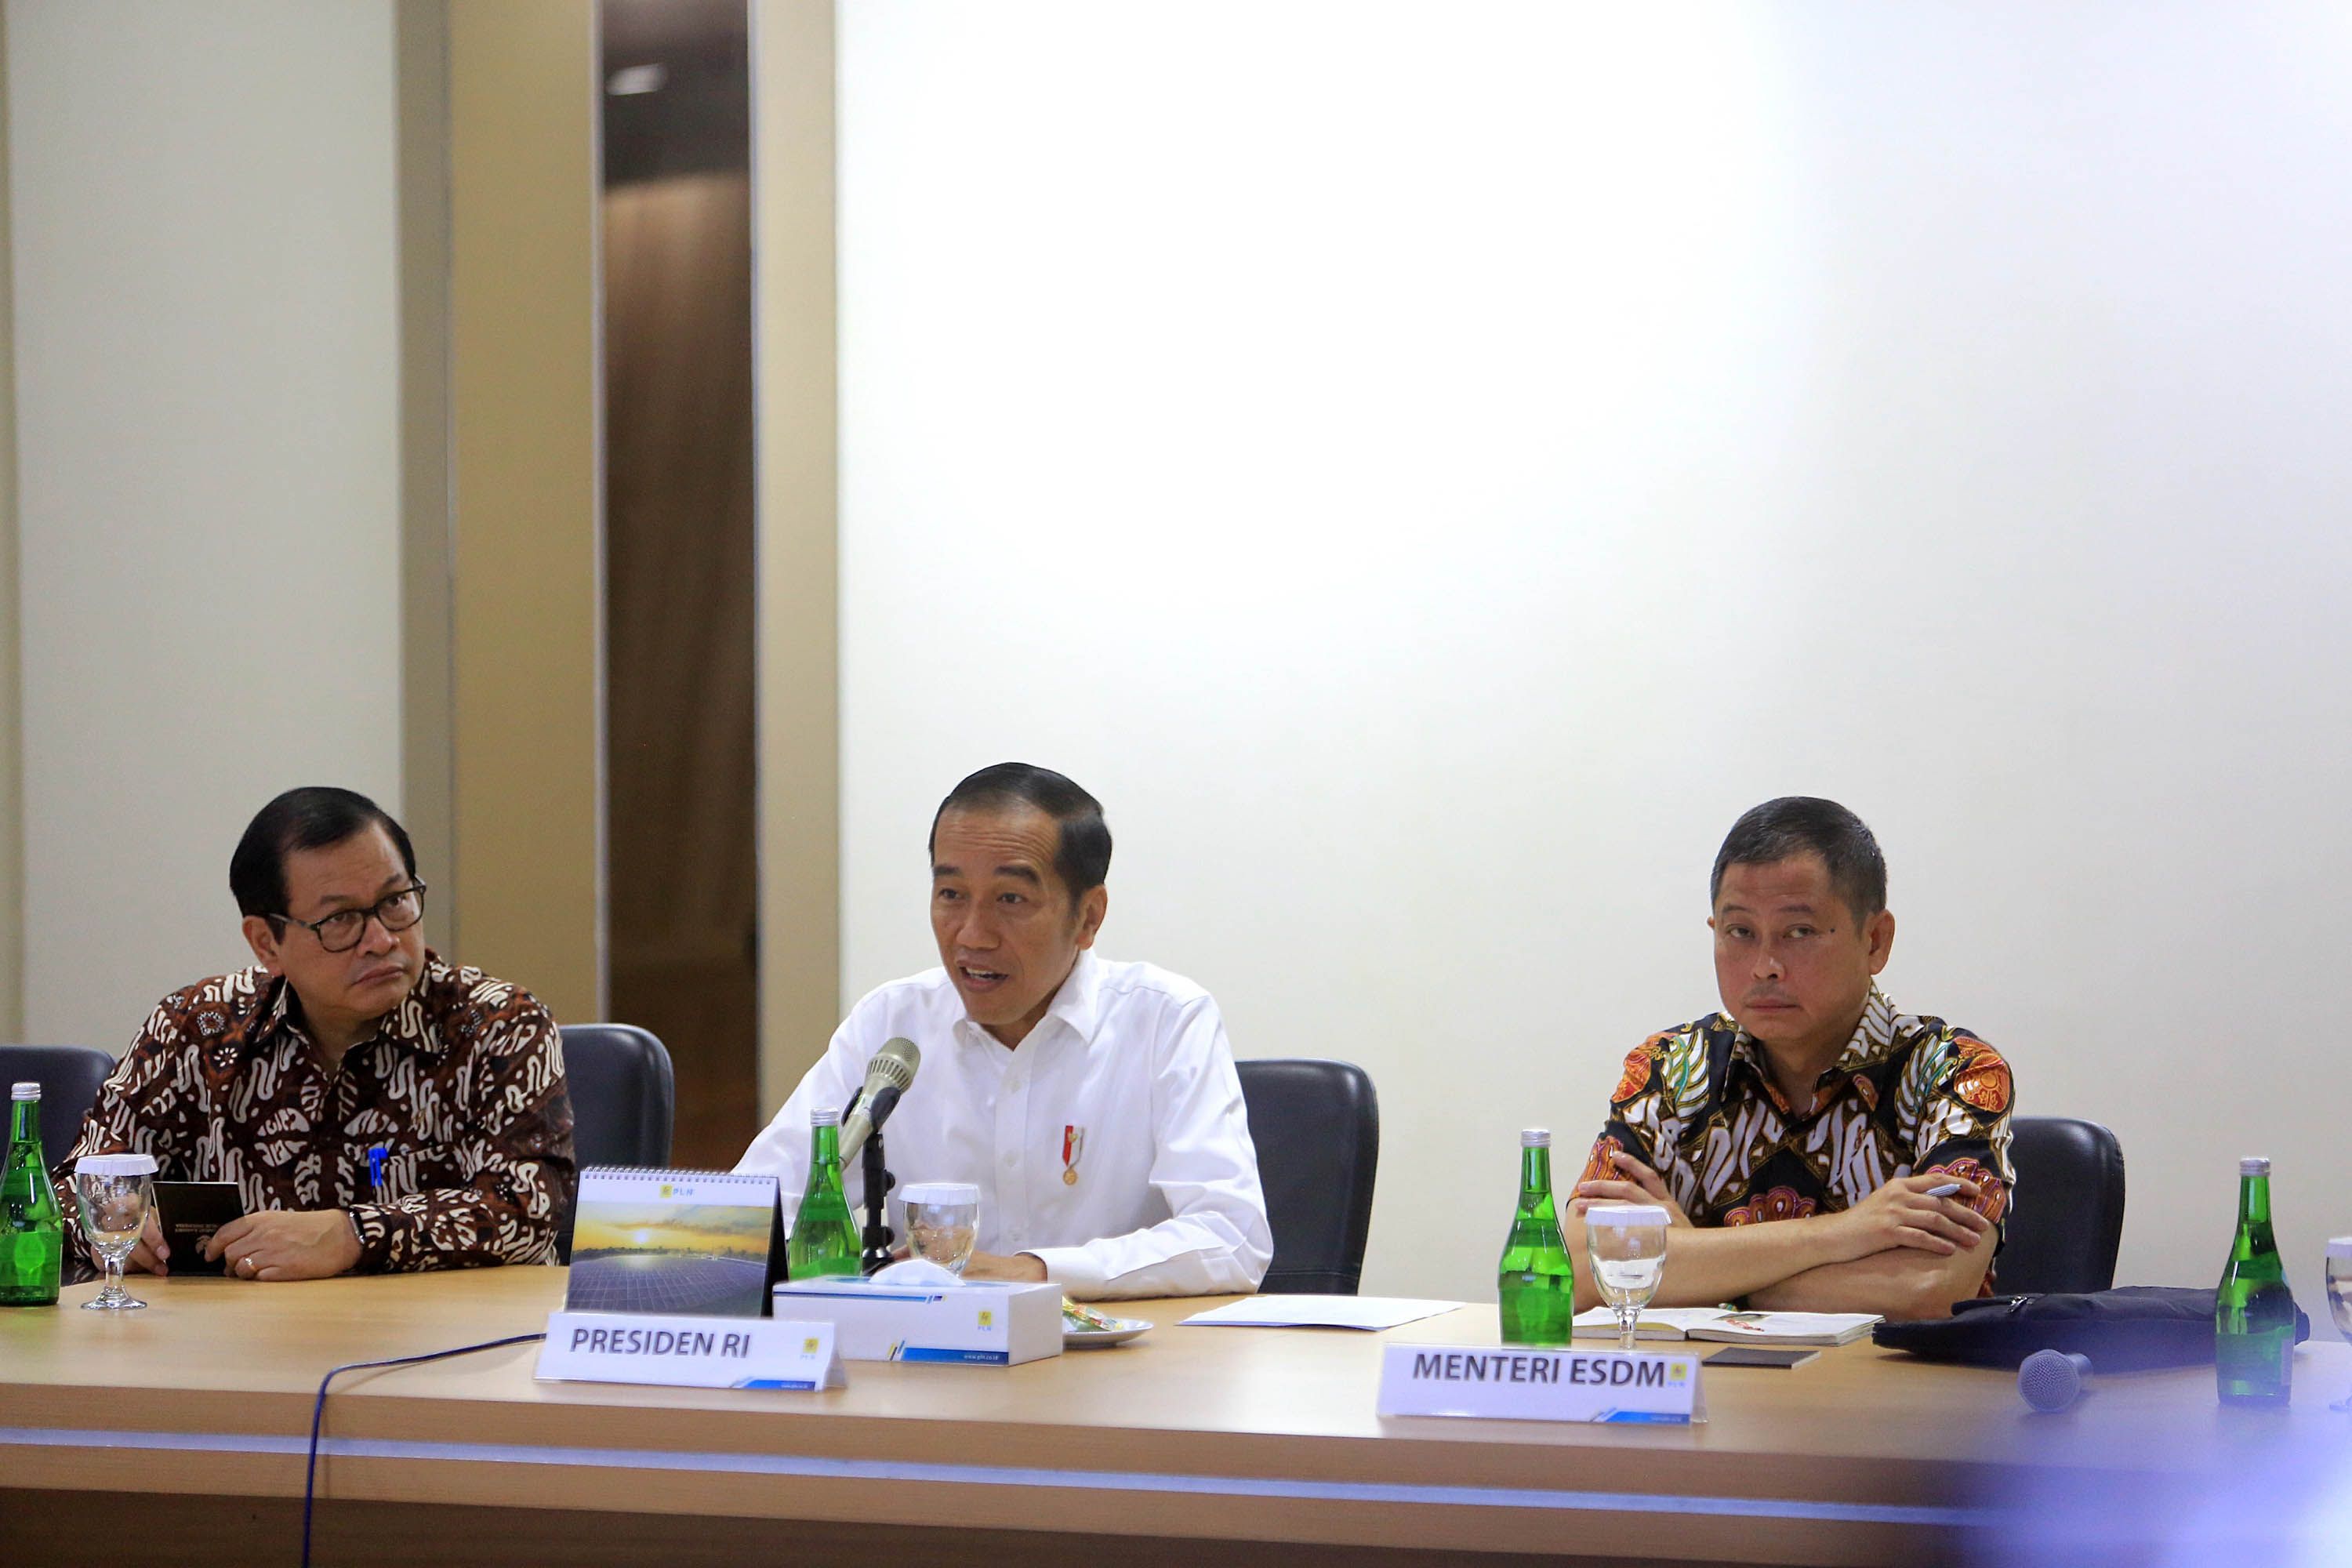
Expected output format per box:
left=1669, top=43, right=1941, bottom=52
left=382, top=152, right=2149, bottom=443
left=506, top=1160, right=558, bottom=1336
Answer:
left=1871, top=1286, right=2312, bottom=1372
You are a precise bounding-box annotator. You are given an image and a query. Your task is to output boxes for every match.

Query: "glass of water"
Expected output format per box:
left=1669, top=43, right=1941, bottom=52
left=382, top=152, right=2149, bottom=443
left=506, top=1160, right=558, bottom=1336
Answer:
left=2328, top=1238, right=2352, bottom=1412
left=902, top=1182, right=980, bottom=1276
left=74, top=1152, right=158, bottom=1312
left=1586, top=1203, right=1670, bottom=1352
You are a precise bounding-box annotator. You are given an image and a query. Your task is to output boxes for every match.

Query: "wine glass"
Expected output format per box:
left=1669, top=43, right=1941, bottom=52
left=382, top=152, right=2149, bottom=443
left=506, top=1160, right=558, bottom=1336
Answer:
left=74, top=1152, right=158, bottom=1312
left=902, top=1182, right=979, bottom=1276
left=2328, top=1237, right=2352, bottom=1412
left=1586, top=1203, right=1670, bottom=1352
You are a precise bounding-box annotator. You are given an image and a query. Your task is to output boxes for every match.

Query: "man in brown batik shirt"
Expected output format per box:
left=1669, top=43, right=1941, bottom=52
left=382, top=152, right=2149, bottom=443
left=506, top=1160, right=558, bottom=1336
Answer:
left=60, top=786, right=575, bottom=1280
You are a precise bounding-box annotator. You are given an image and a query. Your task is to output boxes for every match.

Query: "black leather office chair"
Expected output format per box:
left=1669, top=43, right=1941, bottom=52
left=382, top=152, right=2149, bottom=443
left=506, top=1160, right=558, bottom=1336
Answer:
left=1997, top=1116, right=2125, bottom=1295
left=1236, top=1058, right=1379, bottom=1295
left=559, top=1023, right=675, bottom=1170
left=556, top=1024, right=676, bottom=1263
left=0, top=1044, right=117, bottom=1168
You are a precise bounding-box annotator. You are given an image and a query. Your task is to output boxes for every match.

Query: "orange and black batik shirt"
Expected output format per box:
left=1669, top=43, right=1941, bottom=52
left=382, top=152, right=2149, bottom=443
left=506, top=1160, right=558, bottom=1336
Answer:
left=1583, top=985, right=2014, bottom=1291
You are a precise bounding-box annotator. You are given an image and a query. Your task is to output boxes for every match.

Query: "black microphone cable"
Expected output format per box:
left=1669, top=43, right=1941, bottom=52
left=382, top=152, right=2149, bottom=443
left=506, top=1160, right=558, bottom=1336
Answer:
left=301, top=1331, right=546, bottom=1568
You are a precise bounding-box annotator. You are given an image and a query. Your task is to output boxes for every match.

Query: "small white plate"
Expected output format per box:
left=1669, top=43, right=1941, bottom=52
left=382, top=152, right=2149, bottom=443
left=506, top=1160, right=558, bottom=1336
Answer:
left=1064, top=1316, right=1152, bottom=1348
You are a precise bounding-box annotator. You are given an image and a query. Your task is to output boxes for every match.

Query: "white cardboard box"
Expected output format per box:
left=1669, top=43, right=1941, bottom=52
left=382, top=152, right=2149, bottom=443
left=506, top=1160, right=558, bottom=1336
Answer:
left=771, top=1277, right=1063, bottom=1365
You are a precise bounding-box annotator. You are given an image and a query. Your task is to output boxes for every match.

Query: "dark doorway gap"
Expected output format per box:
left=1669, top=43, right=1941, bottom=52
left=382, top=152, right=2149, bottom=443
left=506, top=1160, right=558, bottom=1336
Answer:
left=600, top=0, right=759, bottom=1170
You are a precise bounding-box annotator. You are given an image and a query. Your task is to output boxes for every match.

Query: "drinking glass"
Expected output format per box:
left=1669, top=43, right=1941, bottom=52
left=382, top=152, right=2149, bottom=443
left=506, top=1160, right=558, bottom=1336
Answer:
left=74, top=1152, right=158, bottom=1312
left=902, top=1182, right=980, bottom=1276
left=1586, top=1203, right=1670, bottom=1352
left=2328, top=1238, right=2352, bottom=1412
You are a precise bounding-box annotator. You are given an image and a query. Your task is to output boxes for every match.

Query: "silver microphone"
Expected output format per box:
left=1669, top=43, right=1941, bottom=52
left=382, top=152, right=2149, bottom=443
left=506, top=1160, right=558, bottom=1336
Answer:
left=839, top=1037, right=920, bottom=1164
left=2018, top=1349, right=2092, bottom=1413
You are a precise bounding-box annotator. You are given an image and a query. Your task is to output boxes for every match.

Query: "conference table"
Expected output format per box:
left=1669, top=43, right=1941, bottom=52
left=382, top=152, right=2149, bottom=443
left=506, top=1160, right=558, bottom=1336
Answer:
left=2, top=1269, right=2345, bottom=1567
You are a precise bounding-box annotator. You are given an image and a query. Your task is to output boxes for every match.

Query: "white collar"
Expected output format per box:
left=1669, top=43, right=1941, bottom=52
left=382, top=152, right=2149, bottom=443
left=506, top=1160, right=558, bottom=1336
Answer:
left=958, top=949, right=1102, bottom=1050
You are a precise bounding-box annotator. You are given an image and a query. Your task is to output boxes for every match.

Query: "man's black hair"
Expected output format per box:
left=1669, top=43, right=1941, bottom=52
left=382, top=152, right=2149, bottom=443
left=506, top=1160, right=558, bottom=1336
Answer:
left=1710, top=797, right=1886, bottom=921
left=230, top=786, right=417, bottom=921
left=927, top=763, right=1112, bottom=900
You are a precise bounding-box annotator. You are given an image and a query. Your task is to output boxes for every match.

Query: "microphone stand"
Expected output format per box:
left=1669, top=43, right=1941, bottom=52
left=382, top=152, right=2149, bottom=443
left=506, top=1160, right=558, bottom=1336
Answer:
left=859, top=1126, right=897, bottom=1276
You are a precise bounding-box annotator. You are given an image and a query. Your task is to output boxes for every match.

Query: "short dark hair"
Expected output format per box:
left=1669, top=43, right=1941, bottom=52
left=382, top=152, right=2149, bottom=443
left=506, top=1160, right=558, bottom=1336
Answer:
left=230, top=786, right=417, bottom=921
left=927, top=763, right=1112, bottom=900
left=1710, top=797, right=1886, bottom=921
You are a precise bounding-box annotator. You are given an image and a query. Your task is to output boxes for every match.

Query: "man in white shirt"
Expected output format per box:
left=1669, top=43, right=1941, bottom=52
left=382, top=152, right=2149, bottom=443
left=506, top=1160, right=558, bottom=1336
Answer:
left=736, top=763, right=1272, bottom=1301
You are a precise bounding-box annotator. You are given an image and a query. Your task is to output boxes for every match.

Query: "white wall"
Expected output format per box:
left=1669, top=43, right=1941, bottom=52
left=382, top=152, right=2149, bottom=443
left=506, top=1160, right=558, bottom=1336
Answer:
left=8, top=3, right=403, bottom=1050
left=839, top=4, right=2352, bottom=1319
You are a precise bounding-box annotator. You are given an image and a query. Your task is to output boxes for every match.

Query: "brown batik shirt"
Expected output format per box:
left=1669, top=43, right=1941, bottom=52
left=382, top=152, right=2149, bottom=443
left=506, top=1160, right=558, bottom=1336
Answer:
left=60, top=950, right=575, bottom=1272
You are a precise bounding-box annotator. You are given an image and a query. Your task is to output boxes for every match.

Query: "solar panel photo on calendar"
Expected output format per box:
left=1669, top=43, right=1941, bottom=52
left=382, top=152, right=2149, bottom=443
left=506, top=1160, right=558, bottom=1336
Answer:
left=565, top=1167, right=786, bottom=1318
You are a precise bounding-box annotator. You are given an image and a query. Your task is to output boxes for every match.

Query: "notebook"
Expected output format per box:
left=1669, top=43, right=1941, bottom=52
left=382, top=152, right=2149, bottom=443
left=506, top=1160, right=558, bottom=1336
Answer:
left=1570, top=1307, right=1882, bottom=1346
left=153, top=1181, right=245, bottom=1276
left=564, top=1167, right=786, bottom=1319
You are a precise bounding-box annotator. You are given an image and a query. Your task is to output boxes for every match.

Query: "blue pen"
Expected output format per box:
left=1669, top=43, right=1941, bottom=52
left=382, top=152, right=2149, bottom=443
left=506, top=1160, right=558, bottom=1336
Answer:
left=367, top=1144, right=390, bottom=1203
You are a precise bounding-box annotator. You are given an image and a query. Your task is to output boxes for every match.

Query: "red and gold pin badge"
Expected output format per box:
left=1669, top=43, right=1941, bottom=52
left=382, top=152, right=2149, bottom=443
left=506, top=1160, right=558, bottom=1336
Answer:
left=1062, top=1124, right=1086, bottom=1187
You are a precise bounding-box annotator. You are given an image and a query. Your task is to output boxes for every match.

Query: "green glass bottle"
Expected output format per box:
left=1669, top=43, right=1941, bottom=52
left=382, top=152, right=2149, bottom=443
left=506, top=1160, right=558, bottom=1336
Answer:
left=2216, top=1155, right=2296, bottom=1407
left=2, top=1083, right=64, bottom=1308
left=1498, top=1128, right=1576, bottom=1345
left=786, top=1108, right=861, bottom=1280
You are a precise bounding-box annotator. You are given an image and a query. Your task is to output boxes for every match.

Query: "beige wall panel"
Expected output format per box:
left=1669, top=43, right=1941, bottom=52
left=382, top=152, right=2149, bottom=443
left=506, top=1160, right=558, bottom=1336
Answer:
left=9, top=4, right=402, bottom=1050
left=397, top=0, right=456, bottom=954
left=0, top=8, right=19, bottom=1040
left=751, top=1, right=840, bottom=1105
left=448, top=2, right=603, bottom=1023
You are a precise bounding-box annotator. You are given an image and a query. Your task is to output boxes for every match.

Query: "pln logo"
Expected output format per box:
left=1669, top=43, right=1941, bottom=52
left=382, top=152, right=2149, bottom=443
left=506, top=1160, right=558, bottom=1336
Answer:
left=978, top=1310, right=995, bottom=1329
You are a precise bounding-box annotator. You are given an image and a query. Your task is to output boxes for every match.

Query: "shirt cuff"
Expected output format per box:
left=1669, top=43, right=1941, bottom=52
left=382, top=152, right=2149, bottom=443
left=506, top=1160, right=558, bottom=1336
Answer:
left=1024, top=1245, right=1102, bottom=1298
left=345, top=1203, right=401, bottom=1273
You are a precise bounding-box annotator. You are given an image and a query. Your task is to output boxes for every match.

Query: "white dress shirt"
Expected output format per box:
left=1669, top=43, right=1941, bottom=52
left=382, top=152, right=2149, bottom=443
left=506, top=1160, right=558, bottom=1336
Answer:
left=735, top=951, right=1272, bottom=1301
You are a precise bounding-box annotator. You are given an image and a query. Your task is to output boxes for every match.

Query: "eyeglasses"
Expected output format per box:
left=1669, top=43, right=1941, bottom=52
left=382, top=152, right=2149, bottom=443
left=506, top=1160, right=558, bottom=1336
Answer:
left=274, top=883, right=427, bottom=954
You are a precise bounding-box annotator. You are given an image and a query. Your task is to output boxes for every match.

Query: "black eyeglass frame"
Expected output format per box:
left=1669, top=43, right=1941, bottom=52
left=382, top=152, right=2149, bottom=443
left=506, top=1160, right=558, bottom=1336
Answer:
left=270, top=882, right=429, bottom=954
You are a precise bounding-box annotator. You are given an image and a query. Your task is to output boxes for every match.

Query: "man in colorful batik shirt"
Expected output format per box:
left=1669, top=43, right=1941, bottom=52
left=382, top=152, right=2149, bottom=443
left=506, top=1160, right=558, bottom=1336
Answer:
left=60, top=786, right=575, bottom=1281
left=1570, top=797, right=2014, bottom=1321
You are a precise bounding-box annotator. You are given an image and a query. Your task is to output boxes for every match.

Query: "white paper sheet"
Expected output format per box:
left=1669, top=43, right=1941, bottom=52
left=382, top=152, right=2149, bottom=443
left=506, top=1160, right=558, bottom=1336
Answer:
left=1180, top=1296, right=1467, bottom=1330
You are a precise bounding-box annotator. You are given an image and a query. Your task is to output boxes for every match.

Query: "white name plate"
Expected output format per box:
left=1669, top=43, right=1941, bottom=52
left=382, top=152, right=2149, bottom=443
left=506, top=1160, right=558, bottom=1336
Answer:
left=1377, top=1344, right=1706, bottom=1425
left=536, top=1312, right=846, bottom=1391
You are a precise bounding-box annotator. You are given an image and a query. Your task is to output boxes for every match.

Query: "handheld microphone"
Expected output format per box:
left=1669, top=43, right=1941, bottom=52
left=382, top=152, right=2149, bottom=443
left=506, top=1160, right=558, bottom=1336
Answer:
left=840, top=1037, right=920, bottom=1164
left=2018, top=1349, right=2092, bottom=1413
